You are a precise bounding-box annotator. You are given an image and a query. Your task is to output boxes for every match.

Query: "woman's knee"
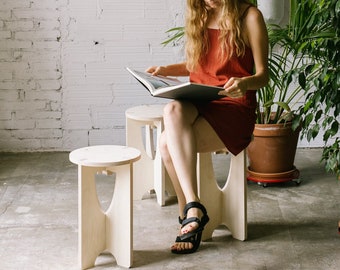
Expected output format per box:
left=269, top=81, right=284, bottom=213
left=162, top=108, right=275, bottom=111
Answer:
left=163, top=101, right=183, bottom=122
left=163, top=101, right=197, bottom=124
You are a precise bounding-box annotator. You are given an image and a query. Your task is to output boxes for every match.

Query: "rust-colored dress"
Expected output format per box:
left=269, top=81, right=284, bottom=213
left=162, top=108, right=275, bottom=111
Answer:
left=190, top=28, right=257, bottom=155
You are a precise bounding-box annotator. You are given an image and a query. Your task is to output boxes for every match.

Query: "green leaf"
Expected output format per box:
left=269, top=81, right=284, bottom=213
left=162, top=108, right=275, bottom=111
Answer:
left=298, top=72, right=306, bottom=89
left=305, top=113, right=314, bottom=127
left=314, top=110, right=323, bottom=122
left=275, top=101, right=291, bottom=112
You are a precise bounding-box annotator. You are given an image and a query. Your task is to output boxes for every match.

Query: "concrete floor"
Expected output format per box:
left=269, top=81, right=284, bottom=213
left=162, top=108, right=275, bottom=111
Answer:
left=0, top=148, right=339, bottom=270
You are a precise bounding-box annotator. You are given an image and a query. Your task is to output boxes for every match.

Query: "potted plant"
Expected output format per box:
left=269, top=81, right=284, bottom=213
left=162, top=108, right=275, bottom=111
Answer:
left=293, top=0, right=340, bottom=180
left=248, top=0, right=339, bottom=184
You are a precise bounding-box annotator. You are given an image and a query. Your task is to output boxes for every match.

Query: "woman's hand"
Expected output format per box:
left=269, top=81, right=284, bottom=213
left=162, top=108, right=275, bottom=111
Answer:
left=146, top=63, right=190, bottom=77
left=145, top=66, right=168, bottom=76
left=218, top=77, right=248, bottom=98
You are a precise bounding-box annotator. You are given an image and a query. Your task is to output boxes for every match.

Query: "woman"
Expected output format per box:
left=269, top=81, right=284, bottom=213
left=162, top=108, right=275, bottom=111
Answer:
left=146, top=0, right=268, bottom=254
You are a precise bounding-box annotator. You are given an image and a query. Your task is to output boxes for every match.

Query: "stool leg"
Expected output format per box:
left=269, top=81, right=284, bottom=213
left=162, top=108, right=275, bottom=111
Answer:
left=197, top=150, right=247, bottom=241
left=221, top=150, right=247, bottom=241
left=106, top=163, right=133, bottom=268
left=153, top=120, right=166, bottom=206
left=126, top=118, right=154, bottom=201
left=145, top=124, right=156, bottom=160
left=197, top=152, right=222, bottom=241
left=78, top=166, right=106, bottom=269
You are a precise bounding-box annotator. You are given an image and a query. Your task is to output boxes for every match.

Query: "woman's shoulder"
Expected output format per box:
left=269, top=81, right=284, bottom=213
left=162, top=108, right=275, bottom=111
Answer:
left=242, top=5, right=264, bottom=24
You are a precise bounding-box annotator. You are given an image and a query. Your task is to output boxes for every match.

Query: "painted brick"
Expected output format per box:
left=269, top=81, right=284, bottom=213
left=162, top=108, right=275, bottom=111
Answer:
left=0, top=31, right=11, bottom=39
left=0, top=40, right=32, bottom=49
left=89, top=129, right=116, bottom=146
left=0, top=111, right=12, bottom=120
left=0, top=11, right=11, bottom=20
left=0, top=71, right=12, bottom=80
left=0, top=101, right=46, bottom=111
left=0, top=119, right=36, bottom=130
left=15, top=30, right=60, bottom=41
left=32, top=41, right=60, bottom=50
left=5, top=20, right=34, bottom=31
left=0, top=90, right=18, bottom=101
left=37, top=80, right=61, bottom=90
left=0, top=138, right=41, bottom=151
left=36, top=119, right=62, bottom=129
left=40, top=138, right=63, bottom=149
left=30, top=0, right=58, bottom=9
left=0, top=0, right=31, bottom=10
left=14, top=129, right=62, bottom=139
left=15, top=110, right=61, bottom=120
left=62, top=130, right=89, bottom=150
left=0, top=130, right=12, bottom=139
left=25, top=90, right=61, bottom=102
left=12, top=9, right=60, bottom=20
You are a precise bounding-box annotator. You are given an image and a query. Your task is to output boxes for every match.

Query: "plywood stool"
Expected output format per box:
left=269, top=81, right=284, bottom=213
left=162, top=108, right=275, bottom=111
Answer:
left=69, top=145, right=141, bottom=269
left=125, top=104, right=173, bottom=206
left=197, top=149, right=247, bottom=242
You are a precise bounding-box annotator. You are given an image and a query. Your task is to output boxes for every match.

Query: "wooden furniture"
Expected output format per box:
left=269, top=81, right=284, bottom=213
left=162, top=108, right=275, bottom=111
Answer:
left=125, top=104, right=174, bottom=206
left=198, top=150, right=247, bottom=241
left=69, top=145, right=141, bottom=269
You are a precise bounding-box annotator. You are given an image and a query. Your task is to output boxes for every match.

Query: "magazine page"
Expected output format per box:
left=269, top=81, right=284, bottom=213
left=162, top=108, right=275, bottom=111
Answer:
left=126, top=68, right=181, bottom=93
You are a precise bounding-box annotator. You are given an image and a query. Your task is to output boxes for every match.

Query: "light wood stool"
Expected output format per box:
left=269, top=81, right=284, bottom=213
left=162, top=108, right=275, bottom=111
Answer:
left=69, top=145, right=141, bottom=269
left=197, top=149, right=247, bottom=241
left=125, top=104, right=174, bottom=206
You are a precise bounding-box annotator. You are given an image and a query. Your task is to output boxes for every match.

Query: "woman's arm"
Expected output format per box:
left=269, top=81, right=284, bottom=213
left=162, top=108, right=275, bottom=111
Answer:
left=221, top=7, right=269, bottom=98
left=146, top=62, right=190, bottom=77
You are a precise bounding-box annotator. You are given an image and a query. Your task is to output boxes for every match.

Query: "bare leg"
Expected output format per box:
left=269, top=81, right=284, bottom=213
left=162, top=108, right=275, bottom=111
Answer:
left=159, top=132, right=186, bottom=219
left=159, top=101, right=225, bottom=252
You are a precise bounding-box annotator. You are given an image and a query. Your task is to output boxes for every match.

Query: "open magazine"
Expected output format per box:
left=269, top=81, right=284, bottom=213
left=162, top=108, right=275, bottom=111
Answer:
left=126, top=67, right=224, bottom=101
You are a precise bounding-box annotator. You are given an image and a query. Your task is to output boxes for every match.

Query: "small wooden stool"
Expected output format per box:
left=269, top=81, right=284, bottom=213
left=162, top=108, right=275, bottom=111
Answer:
left=125, top=104, right=174, bottom=206
left=197, top=149, right=247, bottom=241
left=69, top=145, right=141, bottom=269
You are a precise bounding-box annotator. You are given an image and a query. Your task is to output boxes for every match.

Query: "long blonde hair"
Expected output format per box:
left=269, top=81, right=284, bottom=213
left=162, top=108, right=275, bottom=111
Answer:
left=185, top=0, right=253, bottom=71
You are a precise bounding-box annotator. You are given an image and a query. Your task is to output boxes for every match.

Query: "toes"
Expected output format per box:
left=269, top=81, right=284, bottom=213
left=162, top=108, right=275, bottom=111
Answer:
left=171, top=242, right=193, bottom=251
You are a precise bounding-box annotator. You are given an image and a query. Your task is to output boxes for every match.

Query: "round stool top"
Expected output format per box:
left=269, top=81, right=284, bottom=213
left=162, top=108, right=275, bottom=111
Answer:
left=125, top=104, right=165, bottom=121
left=69, top=145, right=141, bottom=167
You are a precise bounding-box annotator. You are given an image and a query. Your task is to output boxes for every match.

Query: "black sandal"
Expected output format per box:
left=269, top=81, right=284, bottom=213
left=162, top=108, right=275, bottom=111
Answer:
left=179, top=201, right=209, bottom=240
left=171, top=231, right=203, bottom=254
left=171, top=201, right=209, bottom=254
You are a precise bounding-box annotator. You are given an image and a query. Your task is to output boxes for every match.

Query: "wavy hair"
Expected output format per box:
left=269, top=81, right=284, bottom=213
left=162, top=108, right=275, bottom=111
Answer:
left=185, top=0, right=254, bottom=71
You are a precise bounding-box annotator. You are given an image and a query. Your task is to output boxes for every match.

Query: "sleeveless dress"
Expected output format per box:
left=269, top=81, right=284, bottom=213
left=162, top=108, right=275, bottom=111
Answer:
left=190, top=28, right=257, bottom=155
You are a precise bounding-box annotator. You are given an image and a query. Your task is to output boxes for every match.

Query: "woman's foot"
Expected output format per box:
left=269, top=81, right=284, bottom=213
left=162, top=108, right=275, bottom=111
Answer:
left=171, top=232, right=203, bottom=254
left=171, top=201, right=209, bottom=254
left=181, top=204, right=204, bottom=235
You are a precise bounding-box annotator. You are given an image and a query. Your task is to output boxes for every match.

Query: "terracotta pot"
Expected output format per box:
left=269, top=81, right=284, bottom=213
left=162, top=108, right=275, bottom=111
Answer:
left=247, top=122, right=300, bottom=174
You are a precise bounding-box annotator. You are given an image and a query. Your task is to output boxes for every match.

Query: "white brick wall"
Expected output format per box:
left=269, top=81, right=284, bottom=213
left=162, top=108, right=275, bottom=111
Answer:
left=0, top=0, right=184, bottom=151
left=0, top=0, right=325, bottom=152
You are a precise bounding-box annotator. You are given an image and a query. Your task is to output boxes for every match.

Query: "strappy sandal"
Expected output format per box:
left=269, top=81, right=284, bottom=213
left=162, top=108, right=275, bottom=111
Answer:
left=171, top=201, right=209, bottom=254
left=171, top=231, right=203, bottom=254
left=179, top=201, right=209, bottom=240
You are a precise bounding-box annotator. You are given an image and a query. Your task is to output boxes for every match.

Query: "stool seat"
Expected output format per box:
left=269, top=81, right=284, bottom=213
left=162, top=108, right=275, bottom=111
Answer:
left=69, top=145, right=140, bottom=269
left=69, top=145, right=141, bottom=167
left=125, top=104, right=164, bottom=122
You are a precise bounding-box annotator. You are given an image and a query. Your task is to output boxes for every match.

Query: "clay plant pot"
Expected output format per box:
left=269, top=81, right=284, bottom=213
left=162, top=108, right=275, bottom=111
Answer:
left=247, top=122, right=301, bottom=184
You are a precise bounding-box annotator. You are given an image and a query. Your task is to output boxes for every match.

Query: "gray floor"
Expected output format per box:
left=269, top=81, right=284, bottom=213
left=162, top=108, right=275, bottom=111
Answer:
left=0, top=148, right=339, bottom=270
